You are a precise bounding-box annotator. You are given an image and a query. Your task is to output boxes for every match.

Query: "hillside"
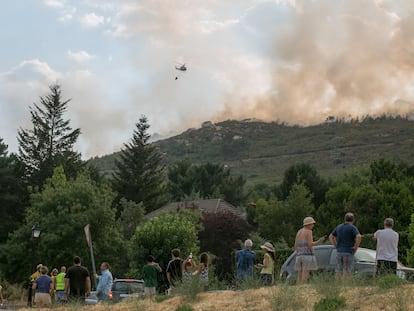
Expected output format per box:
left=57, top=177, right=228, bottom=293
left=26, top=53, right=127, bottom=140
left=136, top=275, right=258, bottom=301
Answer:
left=89, top=117, right=414, bottom=186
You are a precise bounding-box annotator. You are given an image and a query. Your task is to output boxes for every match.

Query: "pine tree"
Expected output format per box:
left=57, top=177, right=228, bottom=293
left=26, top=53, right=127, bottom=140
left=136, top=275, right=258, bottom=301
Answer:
left=0, top=138, right=24, bottom=242
left=112, top=116, right=167, bottom=214
left=17, top=84, right=82, bottom=188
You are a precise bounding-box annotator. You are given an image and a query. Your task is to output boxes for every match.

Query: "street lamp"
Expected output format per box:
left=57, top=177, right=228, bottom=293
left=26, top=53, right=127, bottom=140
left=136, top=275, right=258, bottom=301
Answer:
left=28, top=224, right=41, bottom=307
left=32, top=224, right=41, bottom=239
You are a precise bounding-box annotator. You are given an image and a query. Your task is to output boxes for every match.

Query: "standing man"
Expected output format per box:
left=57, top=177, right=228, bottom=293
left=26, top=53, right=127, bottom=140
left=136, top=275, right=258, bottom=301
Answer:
left=166, top=248, right=183, bottom=290
left=373, top=218, right=399, bottom=275
left=143, top=255, right=162, bottom=299
left=64, top=256, right=91, bottom=302
left=329, top=212, right=362, bottom=279
left=55, top=266, right=66, bottom=303
left=95, top=262, right=113, bottom=301
left=236, top=239, right=256, bottom=280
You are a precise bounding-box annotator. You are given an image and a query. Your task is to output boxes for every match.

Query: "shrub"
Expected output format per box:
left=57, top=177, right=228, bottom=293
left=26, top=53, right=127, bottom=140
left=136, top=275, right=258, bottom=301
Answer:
left=175, top=304, right=194, bottom=311
left=313, top=296, right=346, bottom=311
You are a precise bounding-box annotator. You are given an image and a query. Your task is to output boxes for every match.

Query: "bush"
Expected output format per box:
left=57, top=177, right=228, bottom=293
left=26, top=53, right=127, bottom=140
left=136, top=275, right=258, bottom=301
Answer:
left=313, top=296, right=346, bottom=311
left=175, top=304, right=194, bottom=311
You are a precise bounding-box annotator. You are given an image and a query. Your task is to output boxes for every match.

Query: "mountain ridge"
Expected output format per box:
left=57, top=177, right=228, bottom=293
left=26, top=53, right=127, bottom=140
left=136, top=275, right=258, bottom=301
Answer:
left=89, top=116, right=414, bottom=186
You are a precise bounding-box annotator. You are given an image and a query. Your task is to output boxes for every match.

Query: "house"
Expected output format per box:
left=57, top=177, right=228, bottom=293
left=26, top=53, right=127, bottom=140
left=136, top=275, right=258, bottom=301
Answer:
left=144, top=199, right=244, bottom=220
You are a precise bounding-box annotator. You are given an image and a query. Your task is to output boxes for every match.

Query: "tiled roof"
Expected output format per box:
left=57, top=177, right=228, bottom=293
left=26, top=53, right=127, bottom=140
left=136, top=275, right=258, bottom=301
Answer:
left=144, top=199, right=244, bottom=219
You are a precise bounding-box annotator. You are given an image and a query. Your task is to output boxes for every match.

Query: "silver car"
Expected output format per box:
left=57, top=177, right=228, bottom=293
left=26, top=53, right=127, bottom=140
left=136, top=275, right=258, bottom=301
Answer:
left=279, top=245, right=414, bottom=283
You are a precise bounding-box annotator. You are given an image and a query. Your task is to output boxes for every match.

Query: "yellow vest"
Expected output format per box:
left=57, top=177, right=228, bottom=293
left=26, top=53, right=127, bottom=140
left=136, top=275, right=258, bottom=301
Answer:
left=55, top=272, right=66, bottom=291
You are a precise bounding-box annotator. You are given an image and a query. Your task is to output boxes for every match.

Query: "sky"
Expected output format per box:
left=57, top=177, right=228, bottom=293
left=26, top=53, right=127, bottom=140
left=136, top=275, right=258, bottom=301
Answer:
left=1, top=0, right=414, bottom=159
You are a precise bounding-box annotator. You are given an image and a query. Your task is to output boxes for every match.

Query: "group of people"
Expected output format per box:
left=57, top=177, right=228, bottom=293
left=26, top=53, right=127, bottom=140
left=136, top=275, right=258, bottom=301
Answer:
left=30, top=256, right=112, bottom=307
left=143, top=248, right=210, bottom=298
left=236, top=240, right=277, bottom=285
left=295, top=212, right=398, bottom=284
left=236, top=212, right=399, bottom=286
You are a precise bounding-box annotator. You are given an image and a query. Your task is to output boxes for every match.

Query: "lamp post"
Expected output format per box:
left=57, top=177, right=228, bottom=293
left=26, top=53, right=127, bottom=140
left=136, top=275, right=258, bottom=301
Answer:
left=28, top=224, right=41, bottom=307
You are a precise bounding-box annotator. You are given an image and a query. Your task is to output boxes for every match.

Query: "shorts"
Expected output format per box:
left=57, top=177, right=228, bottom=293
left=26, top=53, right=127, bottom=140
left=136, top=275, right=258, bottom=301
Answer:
left=144, top=287, right=156, bottom=295
left=336, top=252, right=354, bottom=273
left=376, top=260, right=397, bottom=276
left=34, top=293, right=52, bottom=306
left=259, top=274, right=273, bottom=286
left=295, top=255, right=318, bottom=271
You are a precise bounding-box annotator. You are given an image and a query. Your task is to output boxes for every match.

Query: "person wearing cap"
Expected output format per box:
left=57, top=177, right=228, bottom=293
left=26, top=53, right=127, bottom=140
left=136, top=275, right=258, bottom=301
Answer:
left=329, top=212, right=361, bottom=279
left=28, top=263, right=43, bottom=307
left=294, top=216, right=325, bottom=284
left=255, top=242, right=275, bottom=286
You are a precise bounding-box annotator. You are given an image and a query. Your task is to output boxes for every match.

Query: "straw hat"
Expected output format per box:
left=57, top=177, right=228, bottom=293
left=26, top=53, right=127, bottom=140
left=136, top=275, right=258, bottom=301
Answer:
left=260, top=242, right=275, bottom=253
left=303, top=216, right=316, bottom=226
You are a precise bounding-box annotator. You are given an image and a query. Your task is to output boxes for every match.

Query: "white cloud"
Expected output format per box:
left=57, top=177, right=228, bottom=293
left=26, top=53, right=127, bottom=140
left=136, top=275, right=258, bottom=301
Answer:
left=81, top=12, right=105, bottom=27
left=67, top=50, right=96, bottom=63
left=43, top=0, right=65, bottom=8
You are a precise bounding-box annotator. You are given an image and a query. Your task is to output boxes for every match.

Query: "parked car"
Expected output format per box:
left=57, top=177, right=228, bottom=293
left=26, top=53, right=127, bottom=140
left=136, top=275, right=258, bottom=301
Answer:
left=84, top=291, right=98, bottom=305
left=279, top=245, right=414, bottom=283
left=110, top=279, right=145, bottom=302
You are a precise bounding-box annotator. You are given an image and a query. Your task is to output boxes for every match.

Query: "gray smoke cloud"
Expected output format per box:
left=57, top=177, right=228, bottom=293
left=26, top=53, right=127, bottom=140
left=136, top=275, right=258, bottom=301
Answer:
left=218, top=0, right=414, bottom=124
left=2, top=0, right=414, bottom=158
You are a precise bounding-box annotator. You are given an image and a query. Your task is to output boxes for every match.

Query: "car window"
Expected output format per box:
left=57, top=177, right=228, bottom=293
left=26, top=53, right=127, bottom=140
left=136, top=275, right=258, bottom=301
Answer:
left=314, top=248, right=331, bottom=266
left=113, top=282, right=129, bottom=292
left=129, top=282, right=144, bottom=293
left=354, top=249, right=376, bottom=263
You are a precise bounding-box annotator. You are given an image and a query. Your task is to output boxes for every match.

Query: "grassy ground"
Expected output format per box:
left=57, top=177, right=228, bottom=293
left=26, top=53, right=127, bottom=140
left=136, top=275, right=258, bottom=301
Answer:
left=13, top=280, right=414, bottom=311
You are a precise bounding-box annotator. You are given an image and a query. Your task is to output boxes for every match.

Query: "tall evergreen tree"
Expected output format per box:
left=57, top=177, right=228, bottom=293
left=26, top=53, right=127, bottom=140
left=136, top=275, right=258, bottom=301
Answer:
left=0, top=138, right=24, bottom=242
left=17, top=84, right=82, bottom=188
left=112, top=116, right=167, bottom=214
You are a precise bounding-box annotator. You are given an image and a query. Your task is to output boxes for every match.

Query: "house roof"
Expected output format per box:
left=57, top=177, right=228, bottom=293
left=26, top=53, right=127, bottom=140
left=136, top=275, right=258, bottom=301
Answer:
left=144, top=199, right=244, bottom=219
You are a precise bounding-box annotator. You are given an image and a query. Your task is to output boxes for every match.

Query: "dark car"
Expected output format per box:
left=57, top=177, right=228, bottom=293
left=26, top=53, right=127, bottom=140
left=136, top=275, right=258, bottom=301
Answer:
left=110, top=279, right=145, bottom=302
left=279, top=245, right=414, bottom=283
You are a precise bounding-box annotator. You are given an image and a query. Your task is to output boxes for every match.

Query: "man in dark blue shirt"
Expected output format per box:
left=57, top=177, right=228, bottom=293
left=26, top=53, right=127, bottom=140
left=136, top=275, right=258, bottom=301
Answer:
left=329, top=213, right=361, bottom=279
left=236, top=239, right=256, bottom=280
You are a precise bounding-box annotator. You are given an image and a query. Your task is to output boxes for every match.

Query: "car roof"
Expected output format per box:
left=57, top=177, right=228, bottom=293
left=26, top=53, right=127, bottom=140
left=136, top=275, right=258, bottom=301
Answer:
left=113, top=279, right=144, bottom=283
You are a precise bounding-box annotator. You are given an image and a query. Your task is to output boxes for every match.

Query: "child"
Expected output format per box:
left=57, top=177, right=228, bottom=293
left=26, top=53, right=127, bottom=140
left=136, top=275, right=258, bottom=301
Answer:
left=182, top=254, right=196, bottom=282
left=196, top=252, right=209, bottom=292
left=142, top=255, right=162, bottom=299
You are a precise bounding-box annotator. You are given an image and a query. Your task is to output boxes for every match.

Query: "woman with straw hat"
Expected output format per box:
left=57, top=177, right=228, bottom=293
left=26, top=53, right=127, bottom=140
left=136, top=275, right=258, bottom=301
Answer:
left=255, top=242, right=275, bottom=286
left=294, top=216, right=325, bottom=284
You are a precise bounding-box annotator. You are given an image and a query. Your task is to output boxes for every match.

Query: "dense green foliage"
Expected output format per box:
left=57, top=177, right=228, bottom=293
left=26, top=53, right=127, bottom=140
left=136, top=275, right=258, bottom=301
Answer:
left=168, top=161, right=247, bottom=206
left=128, top=211, right=200, bottom=278
left=112, top=116, right=168, bottom=214
left=17, top=84, right=82, bottom=188
left=0, top=167, right=126, bottom=282
left=0, top=139, right=24, bottom=242
left=198, top=211, right=252, bottom=279
left=255, top=184, right=315, bottom=246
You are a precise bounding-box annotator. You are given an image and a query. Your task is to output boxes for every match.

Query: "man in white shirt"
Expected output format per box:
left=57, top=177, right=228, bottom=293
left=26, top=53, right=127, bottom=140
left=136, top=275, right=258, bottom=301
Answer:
left=373, top=218, right=399, bottom=275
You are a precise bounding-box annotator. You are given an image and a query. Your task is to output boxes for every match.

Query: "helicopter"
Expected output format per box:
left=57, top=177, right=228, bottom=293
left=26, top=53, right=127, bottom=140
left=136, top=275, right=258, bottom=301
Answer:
left=175, top=63, right=187, bottom=71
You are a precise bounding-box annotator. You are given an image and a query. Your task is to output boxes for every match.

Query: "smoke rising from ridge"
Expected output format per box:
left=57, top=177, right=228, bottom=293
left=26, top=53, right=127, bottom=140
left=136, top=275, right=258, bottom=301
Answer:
left=217, top=0, right=414, bottom=124
left=2, top=0, right=414, bottom=158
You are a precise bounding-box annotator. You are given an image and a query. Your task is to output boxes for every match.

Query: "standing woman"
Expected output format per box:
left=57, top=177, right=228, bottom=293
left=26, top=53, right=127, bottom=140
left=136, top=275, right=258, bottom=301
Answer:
left=196, top=252, right=209, bottom=292
left=294, top=216, right=325, bottom=284
left=32, top=266, right=54, bottom=308
left=255, top=242, right=275, bottom=286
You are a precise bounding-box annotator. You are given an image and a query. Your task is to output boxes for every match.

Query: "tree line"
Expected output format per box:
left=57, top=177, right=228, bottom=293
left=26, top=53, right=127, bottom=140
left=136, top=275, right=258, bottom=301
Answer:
left=2, top=84, right=414, bottom=285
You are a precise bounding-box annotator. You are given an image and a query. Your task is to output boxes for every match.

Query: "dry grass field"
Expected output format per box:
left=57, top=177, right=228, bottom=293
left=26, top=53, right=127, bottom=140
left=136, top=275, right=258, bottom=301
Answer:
left=15, top=282, right=414, bottom=311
